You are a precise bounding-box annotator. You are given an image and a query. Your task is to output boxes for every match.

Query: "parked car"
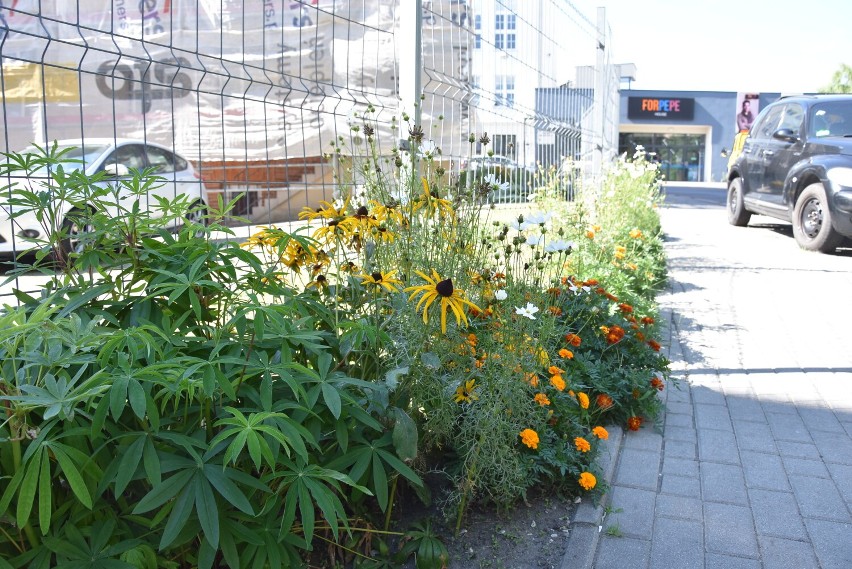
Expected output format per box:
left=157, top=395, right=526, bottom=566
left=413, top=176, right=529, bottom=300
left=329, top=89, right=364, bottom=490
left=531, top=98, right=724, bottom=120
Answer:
left=0, top=138, right=208, bottom=258
left=726, top=94, right=852, bottom=252
left=461, top=154, right=521, bottom=173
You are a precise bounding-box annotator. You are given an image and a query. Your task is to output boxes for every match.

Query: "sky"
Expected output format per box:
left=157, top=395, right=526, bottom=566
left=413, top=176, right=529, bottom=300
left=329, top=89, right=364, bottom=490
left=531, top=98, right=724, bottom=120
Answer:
left=595, top=0, right=852, bottom=94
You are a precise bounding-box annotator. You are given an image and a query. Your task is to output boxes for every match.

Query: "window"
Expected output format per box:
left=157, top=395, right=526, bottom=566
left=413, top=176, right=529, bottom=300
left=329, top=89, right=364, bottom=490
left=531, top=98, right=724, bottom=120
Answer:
left=495, top=75, right=514, bottom=108
left=495, top=14, right=515, bottom=50
left=506, top=33, right=515, bottom=49
left=493, top=134, right=517, bottom=160
left=507, top=14, right=516, bottom=30
left=145, top=146, right=179, bottom=174
left=495, top=34, right=504, bottom=49
left=495, top=14, right=504, bottom=30
left=474, top=14, right=481, bottom=48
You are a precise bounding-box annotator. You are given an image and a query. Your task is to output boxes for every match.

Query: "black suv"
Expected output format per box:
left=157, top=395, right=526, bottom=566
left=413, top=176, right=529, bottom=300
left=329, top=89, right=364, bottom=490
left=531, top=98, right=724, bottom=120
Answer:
left=726, top=94, right=852, bottom=252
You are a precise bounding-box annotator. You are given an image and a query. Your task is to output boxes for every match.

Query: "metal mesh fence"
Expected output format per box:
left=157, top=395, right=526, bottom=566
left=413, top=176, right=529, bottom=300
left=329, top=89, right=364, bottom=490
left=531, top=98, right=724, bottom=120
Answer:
left=0, top=0, right=619, bottom=299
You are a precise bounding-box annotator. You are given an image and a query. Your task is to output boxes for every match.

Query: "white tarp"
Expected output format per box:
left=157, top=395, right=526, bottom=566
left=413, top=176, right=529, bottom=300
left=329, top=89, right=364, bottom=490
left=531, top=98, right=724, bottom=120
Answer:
left=0, top=0, right=472, bottom=162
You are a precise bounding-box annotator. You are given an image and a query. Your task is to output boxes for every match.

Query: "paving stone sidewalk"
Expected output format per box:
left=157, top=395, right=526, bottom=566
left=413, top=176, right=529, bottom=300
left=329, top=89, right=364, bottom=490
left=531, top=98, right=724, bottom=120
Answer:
left=560, top=186, right=852, bottom=569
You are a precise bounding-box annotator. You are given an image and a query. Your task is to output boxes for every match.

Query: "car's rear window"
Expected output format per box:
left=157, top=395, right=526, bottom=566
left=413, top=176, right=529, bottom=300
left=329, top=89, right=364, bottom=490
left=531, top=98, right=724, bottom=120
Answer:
left=810, top=101, right=852, bottom=137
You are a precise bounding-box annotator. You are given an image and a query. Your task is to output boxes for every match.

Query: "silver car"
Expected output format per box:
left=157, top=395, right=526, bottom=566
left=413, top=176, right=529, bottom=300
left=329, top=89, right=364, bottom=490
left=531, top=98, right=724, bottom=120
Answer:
left=0, top=138, right=208, bottom=257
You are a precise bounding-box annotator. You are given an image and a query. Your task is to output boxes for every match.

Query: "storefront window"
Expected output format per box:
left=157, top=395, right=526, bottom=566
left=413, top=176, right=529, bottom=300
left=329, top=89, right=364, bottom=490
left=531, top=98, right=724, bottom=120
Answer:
left=618, top=133, right=705, bottom=182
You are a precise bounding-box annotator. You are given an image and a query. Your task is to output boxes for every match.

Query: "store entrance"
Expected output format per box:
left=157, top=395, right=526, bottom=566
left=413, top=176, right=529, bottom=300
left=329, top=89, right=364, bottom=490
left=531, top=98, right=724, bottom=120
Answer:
left=618, top=133, right=705, bottom=182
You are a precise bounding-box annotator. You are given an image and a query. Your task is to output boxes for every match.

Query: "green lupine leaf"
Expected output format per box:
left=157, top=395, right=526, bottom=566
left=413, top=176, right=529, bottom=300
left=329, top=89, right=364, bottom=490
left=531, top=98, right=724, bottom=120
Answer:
left=194, top=476, right=220, bottom=549
left=159, top=483, right=195, bottom=550
left=16, top=449, right=42, bottom=527
left=142, top=437, right=161, bottom=486
left=38, top=450, right=51, bottom=534
left=133, top=469, right=194, bottom=514
left=372, top=455, right=389, bottom=511
left=50, top=444, right=93, bottom=509
left=127, top=379, right=146, bottom=420
left=391, top=407, right=418, bottom=462
left=115, top=436, right=145, bottom=496
left=320, top=382, right=342, bottom=419
left=202, top=465, right=255, bottom=516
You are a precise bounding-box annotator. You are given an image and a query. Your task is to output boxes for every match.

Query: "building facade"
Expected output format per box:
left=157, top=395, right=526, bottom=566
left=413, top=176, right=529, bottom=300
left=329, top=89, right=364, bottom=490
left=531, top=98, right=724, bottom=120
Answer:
left=618, top=90, right=783, bottom=182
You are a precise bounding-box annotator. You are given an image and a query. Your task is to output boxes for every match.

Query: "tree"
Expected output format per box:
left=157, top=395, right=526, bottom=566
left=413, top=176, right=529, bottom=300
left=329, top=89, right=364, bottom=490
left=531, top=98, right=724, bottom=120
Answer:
left=821, top=64, right=852, bottom=93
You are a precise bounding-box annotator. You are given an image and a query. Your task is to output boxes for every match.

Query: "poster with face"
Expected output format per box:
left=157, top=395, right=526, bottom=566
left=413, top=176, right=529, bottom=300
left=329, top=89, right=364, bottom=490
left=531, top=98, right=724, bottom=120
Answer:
left=736, top=93, right=760, bottom=132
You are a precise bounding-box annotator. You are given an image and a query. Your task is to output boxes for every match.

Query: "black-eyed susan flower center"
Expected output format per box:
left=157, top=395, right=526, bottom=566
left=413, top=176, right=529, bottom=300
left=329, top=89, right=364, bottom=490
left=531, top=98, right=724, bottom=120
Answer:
left=371, top=272, right=383, bottom=282
left=436, top=278, right=454, bottom=297
left=356, top=205, right=369, bottom=217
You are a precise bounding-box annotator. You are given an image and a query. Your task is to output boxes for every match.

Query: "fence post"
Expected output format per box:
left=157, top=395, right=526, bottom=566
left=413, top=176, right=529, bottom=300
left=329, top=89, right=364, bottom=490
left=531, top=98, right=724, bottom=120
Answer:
left=593, top=6, right=608, bottom=184
left=398, top=0, right=423, bottom=133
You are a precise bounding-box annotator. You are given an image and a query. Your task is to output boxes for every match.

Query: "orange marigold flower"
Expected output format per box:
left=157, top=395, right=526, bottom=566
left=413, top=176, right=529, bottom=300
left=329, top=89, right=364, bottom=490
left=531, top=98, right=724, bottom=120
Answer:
left=549, top=306, right=563, bottom=316
left=584, top=279, right=599, bottom=286
left=577, top=392, right=590, bottom=409
left=618, top=303, right=633, bottom=314
left=548, top=365, right=564, bottom=375
left=520, top=428, right=540, bottom=449
left=547, top=287, right=562, bottom=296
left=586, top=230, right=595, bottom=239
left=636, top=331, right=646, bottom=342
left=568, top=389, right=576, bottom=397
left=629, top=228, right=643, bottom=239
left=648, top=339, right=661, bottom=351
left=574, top=437, right=591, bottom=453
left=651, top=377, right=665, bottom=391
left=524, top=372, right=540, bottom=387
left=596, top=393, right=614, bottom=410
left=578, top=472, right=597, bottom=490
left=565, top=333, right=582, bottom=347
left=641, top=316, right=655, bottom=325
left=558, top=348, right=574, bottom=359
left=592, top=426, right=609, bottom=440
left=534, top=393, right=551, bottom=406
left=626, top=262, right=638, bottom=270
left=467, top=333, right=478, bottom=347
left=627, top=416, right=643, bottom=431
left=604, top=325, right=625, bottom=344
left=550, top=374, right=566, bottom=391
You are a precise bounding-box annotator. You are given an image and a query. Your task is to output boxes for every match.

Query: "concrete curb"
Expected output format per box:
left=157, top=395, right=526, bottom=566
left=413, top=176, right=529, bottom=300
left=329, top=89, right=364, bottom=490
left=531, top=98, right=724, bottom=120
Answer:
left=559, top=297, right=678, bottom=569
left=559, top=425, right=624, bottom=569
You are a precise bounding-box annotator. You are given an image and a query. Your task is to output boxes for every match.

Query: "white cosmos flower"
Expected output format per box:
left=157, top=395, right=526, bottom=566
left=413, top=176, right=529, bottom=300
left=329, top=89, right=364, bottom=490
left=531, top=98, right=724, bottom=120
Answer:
left=515, top=303, right=539, bottom=320
left=526, top=234, right=543, bottom=246
left=568, top=282, right=590, bottom=294
left=484, top=173, right=510, bottom=193
left=545, top=239, right=574, bottom=253
left=525, top=211, right=552, bottom=225
left=494, top=289, right=508, bottom=301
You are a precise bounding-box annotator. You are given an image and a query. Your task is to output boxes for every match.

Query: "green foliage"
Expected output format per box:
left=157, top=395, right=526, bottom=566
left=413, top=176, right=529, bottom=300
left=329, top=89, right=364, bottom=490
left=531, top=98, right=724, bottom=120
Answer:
left=821, top=63, right=852, bottom=93
left=0, top=144, right=422, bottom=567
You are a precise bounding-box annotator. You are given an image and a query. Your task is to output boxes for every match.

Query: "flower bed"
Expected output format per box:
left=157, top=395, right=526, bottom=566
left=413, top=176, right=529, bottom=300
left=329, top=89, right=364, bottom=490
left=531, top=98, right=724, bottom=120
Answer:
left=0, top=132, right=668, bottom=568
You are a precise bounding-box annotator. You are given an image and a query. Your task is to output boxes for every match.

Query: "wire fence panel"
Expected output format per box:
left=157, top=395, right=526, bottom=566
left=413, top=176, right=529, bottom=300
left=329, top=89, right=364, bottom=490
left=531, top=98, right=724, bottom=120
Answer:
left=0, top=0, right=618, bottom=298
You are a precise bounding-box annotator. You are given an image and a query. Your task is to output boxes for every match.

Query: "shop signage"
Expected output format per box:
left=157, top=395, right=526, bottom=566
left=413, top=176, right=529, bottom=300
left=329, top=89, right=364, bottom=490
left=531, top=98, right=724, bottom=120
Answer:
left=627, top=97, right=695, bottom=120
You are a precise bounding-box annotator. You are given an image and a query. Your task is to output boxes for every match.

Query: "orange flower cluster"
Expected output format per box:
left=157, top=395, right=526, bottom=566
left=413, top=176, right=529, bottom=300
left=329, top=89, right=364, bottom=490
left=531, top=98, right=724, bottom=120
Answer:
left=558, top=348, right=574, bottom=359
left=577, top=392, right=590, bottom=409
left=596, top=393, right=614, bottom=410
left=648, top=340, right=661, bottom=352
left=614, top=245, right=627, bottom=260
left=550, top=374, right=566, bottom=391
left=578, top=472, right=597, bottom=490
left=650, top=376, right=665, bottom=391
left=520, top=428, right=539, bottom=449
left=565, top=333, right=582, bottom=347
left=592, top=426, right=609, bottom=440
left=618, top=303, right=633, bottom=314
left=534, top=393, right=551, bottom=406
left=627, top=416, right=643, bottom=431
left=629, top=228, right=643, bottom=239
left=600, top=325, right=625, bottom=344
left=641, top=316, right=655, bottom=325
left=574, top=437, right=591, bottom=453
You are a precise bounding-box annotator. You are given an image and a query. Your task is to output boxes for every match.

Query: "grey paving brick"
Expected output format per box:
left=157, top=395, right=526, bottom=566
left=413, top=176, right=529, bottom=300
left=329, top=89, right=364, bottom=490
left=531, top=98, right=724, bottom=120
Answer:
left=761, top=398, right=797, bottom=416
left=606, top=486, right=656, bottom=539
left=812, top=431, right=852, bottom=465
left=733, top=420, right=778, bottom=454
left=777, top=441, right=821, bottom=460
left=804, top=518, right=852, bottom=569
left=698, top=429, right=741, bottom=464
left=655, top=493, right=702, bottom=521
left=702, top=461, right=748, bottom=504
left=758, top=535, right=819, bottom=569
left=660, top=474, right=701, bottom=498
left=692, top=387, right=727, bottom=406
left=704, top=502, right=758, bottom=557
left=766, top=412, right=813, bottom=444
left=740, top=450, right=790, bottom=491
left=624, top=428, right=663, bottom=453
left=663, top=439, right=696, bottom=459
left=826, top=462, right=852, bottom=508
left=593, top=535, right=651, bottom=569
left=665, top=412, right=695, bottom=428
left=663, top=425, right=697, bottom=444
left=798, top=406, right=846, bottom=434
left=789, top=474, right=851, bottom=522
left=727, top=397, right=767, bottom=423
left=650, top=517, right=703, bottom=569
left=695, top=403, right=733, bottom=432
left=662, top=456, right=699, bottom=478
left=748, top=488, right=807, bottom=540
left=783, top=456, right=830, bottom=479
left=665, top=400, right=693, bottom=416
left=666, top=385, right=691, bottom=404
left=614, top=448, right=661, bottom=491
left=705, top=553, right=761, bottom=569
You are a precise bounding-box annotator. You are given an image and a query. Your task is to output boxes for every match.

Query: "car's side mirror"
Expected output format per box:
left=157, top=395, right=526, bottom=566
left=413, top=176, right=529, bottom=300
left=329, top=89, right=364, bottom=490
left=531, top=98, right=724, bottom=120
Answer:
left=103, top=163, right=130, bottom=177
left=773, top=129, right=799, bottom=143
left=720, top=148, right=729, bottom=158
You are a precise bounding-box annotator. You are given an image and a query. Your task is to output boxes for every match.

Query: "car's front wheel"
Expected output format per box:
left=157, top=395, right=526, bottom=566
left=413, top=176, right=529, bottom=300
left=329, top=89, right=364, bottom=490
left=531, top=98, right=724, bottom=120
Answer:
left=792, top=183, right=843, bottom=253
left=53, top=208, right=96, bottom=268
left=727, top=177, right=751, bottom=226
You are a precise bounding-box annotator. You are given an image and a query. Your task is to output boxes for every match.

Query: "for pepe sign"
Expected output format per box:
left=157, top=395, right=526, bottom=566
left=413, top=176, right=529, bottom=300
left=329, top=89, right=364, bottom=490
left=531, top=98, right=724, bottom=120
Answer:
left=627, top=97, right=695, bottom=120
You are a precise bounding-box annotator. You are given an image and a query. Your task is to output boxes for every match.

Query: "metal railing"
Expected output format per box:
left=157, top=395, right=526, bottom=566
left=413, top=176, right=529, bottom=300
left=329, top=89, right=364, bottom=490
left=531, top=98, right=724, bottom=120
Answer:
left=0, top=0, right=619, bottom=294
